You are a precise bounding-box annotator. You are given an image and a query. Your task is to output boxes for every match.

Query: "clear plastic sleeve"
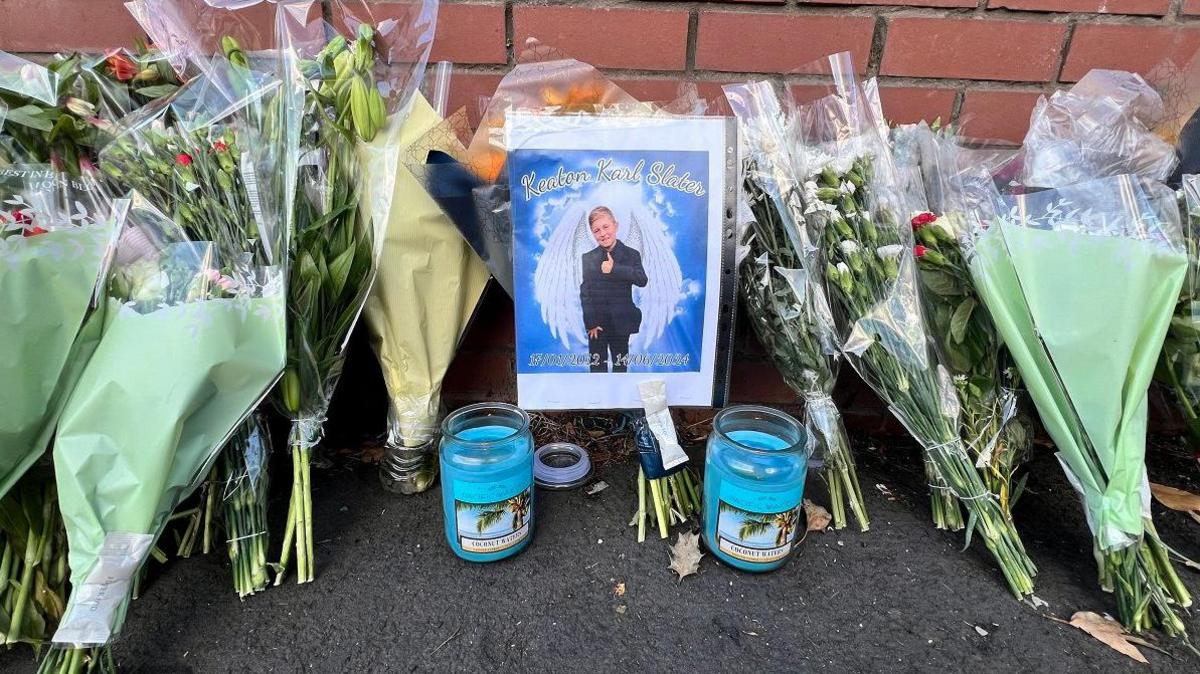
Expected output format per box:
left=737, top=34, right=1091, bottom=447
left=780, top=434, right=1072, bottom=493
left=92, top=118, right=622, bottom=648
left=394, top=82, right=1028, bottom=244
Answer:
left=1158, top=175, right=1200, bottom=444
left=729, top=120, right=867, bottom=529
left=768, top=52, right=1035, bottom=595
left=219, top=414, right=273, bottom=597
left=1022, top=69, right=1178, bottom=189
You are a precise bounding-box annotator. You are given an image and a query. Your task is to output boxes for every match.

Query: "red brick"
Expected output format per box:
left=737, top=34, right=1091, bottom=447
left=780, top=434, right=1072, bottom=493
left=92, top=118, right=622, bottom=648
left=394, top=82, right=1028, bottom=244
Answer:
left=728, top=360, right=797, bottom=405
left=1061, top=24, right=1200, bottom=82
left=957, top=89, right=1043, bottom=143
left=1187, top=0, right=1200, bottom=14
left=878, top=84, right=958, bottom=125
left=446, top=72, right=504, bottom=128
left=0, top=0, right=144, bottom=51
left=611, top=77, right=738, bottom=110
left=881, top=18, right=1067, bottom=82
left=430, top=2, right=507, bottom=65
left=512, top=5, right=689, bottom=71
left=805, top=0, right=974, bottom=8
left=696, top=12, right=875, bottom=74
left=444, top=351, right=516, bottom=401
left=989, top=0, right=1168, bottom=15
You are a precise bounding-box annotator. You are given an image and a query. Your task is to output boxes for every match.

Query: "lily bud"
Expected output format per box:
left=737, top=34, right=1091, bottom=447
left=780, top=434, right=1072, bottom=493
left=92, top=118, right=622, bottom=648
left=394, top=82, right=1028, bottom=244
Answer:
left=65, top=97, right=96, bottom=118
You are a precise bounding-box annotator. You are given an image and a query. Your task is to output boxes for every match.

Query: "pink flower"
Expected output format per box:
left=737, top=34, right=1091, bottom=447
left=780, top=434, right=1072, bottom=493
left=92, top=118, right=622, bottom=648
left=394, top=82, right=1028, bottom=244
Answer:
left=175, top=153, right=193, bottom=167
left=213, top=140, right=229, bottom=152
left=914, top=244, right=928, bottom=259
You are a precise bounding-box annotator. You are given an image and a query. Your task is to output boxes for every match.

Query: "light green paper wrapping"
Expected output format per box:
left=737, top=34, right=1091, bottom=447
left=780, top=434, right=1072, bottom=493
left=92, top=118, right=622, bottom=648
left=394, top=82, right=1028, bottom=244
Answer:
left=0, top=223, right=113, bottom=498
left=365, top=94, right=489, bottom=447
left=52, top=293, right=284, bottom=644
left=971, top=222, right=1186, bottom=549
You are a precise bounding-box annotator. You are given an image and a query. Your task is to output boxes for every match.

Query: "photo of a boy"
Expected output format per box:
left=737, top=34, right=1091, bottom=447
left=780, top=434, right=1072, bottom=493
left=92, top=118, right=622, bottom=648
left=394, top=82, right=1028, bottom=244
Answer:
left=580, top=206, right=647, bottom=373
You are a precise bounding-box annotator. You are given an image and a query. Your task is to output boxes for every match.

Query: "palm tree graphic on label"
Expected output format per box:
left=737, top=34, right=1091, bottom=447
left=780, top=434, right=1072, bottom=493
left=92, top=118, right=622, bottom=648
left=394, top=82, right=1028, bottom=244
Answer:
left=721, top=503, right=798, bottom=547
left=460, top=490, right=532, bottom=534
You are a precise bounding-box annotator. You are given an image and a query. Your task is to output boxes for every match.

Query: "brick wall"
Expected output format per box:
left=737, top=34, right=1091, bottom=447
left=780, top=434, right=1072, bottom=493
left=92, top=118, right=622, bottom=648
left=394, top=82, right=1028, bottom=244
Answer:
left=1, top=0, right=1195, bottom=428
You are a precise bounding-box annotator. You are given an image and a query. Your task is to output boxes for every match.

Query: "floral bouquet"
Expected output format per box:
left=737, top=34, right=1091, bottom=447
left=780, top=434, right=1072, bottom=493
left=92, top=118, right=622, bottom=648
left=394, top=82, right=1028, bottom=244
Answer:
left=0, top=46, right=181, bottom=174
left=963, top=174, right=1193, bottom=634
left=271, top=0, right=437, bottom=584
left=0, top=167, right=117, bottom=651
left=725, top=81, right=869, bottom=531
left=791, top=53, right=1036, bottom=597
left=891, top=123, right=1034, bottom=517
left=49, top=192, right=284, bottom=654
left=1158, top=176, right=1200, bottom=453
left=365, top=91, right=490, bottom=495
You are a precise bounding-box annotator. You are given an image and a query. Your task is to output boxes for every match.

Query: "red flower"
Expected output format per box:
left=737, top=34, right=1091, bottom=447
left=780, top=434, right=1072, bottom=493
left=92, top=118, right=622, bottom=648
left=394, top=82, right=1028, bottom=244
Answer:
left=106, top=54, right=138, bottom=82
left=175, top=153, right=194, bottom=167
left=22, top=225, right=48, bottom=238
left=914, top=244, right=928, bottom=259
left=213, top=140, right=229, bottom=152
left=12, top=210, right=32, bottom=226
left=910, top=212, right=937, bottom=230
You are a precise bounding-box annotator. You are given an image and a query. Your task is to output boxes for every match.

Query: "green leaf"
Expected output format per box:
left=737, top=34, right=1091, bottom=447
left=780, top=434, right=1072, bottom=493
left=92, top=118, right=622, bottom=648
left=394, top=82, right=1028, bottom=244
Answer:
left=949, top=298, right=976, bottom=344
left=135, top=84, right=179, bottom=99
left=919, top=268, right=964, bottom=297
left=4, top=105, right=53, bottom=132
left=326, top=246, right=355, bottom=298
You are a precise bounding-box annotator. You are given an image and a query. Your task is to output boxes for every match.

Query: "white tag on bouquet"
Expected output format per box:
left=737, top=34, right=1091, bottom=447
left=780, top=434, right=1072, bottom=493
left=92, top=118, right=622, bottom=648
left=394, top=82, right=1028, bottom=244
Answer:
left=638, top=380, right=688, bottom=470
left=54, top=532, right=153, bottom=646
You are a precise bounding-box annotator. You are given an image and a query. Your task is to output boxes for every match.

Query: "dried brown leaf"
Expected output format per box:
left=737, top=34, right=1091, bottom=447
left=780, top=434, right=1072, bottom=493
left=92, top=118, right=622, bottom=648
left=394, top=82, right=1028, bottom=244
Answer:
left=1150, top=482, right=1200, bottom=515
left=614, top=582, right=626, bottom=597
left=804, top=499, right=832, bottom=532
left=1068, top=611, right=1148, bottom=664
left=668, top=532, right=703, bottom=581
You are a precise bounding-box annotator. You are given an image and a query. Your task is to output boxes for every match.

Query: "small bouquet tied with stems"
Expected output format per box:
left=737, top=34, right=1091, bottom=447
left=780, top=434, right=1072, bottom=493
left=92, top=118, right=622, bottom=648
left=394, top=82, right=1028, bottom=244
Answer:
left=722, top=81, right=871, bottom=530
left=632, top=417, right=702, bottom=542
left=1157, top=175, right=1200, bottom=455
left=219, top=415, right=273, bottom=598
left=785, top=52, right=1036, bottom=598
left=273, top=0, right=436, bottom=584
left=891, top=122, right=1033, bottom=518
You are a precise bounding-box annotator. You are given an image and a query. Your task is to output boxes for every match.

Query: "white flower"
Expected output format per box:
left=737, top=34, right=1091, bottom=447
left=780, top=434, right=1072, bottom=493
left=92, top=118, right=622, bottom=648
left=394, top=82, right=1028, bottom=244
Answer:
left=839, top=180, right=856, bottom=195
left=839, top=240, right=860, bottom=256
left=875, top=244, right=903, bottom=260
left=836, top=262, right=850, bottom=276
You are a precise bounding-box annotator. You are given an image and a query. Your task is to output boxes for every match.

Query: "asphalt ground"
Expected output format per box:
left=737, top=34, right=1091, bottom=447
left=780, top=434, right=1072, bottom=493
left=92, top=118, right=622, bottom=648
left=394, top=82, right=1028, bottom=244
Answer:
left=4, top=434, right=1197, bottom=673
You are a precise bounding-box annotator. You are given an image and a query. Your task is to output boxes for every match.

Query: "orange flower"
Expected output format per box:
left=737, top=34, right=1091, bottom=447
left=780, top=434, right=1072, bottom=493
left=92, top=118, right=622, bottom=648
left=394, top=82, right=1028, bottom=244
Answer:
left=106, top=54, right=138, bottom=82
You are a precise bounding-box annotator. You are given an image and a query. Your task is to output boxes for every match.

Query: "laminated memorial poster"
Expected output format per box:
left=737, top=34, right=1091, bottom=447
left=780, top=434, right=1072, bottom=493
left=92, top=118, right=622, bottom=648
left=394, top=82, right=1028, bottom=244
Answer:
left=508, top=113, right=737, bottom=409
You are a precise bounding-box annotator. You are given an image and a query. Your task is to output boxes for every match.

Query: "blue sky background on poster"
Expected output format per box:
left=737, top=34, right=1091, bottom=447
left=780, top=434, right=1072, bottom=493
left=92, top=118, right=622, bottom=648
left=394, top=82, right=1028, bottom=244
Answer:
left=511, top=148, right=710, bottom=374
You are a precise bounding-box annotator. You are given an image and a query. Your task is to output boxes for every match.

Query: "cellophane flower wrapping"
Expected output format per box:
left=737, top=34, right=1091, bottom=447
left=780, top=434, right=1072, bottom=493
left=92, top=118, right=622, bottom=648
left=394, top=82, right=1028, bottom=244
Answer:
left=790, top=52, right=1036, bottom=596
left=271, top=0, right=436, bottom=582
left=1159, top=176, right=1200, bottom=446
left=724, top=80, right=869, bottom=531
left=364, top=92, right=490, bottom=494
left=891, top=122, right=1033, bottom=516
left=219, top=414, right=273, bottom=598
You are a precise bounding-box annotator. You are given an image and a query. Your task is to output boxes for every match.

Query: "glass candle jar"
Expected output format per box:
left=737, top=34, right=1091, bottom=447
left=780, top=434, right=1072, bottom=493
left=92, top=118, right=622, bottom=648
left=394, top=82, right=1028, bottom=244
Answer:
left=702, top=405, right=810, bottom=572
left=439, top=403, right=535, bottom=562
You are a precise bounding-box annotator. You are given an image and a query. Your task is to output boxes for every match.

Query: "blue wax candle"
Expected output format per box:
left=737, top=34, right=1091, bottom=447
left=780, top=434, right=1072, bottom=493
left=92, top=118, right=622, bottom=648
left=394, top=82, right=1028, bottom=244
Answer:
left=702, top=407, right=809, bottom=572
left=439, top=405, right=535, bottom=563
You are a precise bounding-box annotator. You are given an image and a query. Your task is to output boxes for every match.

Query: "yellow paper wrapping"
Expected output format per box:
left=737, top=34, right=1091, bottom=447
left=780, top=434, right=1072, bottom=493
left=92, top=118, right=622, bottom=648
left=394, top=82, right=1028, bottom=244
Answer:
left=365, top=93, right=489, bottom=453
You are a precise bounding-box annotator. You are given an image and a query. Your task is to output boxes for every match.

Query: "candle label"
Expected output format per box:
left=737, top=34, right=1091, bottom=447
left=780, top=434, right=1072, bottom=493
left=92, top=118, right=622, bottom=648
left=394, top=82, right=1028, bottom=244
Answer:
left=716, top=482, right=802, bottom=564
left=452, top=475, right=533, bottom=554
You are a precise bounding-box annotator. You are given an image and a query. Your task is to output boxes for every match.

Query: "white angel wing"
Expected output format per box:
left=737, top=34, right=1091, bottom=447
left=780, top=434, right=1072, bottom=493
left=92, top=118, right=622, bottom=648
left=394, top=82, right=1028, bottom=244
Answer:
left=533, top=212, right=589, bottom=349
left=626, top=212, right=684, bottom=350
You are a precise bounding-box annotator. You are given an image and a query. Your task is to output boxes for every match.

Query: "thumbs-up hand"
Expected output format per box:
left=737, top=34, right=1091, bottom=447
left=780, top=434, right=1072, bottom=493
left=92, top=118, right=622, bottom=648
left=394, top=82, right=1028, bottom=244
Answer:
left=601, top=251, right=614, bottom=274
